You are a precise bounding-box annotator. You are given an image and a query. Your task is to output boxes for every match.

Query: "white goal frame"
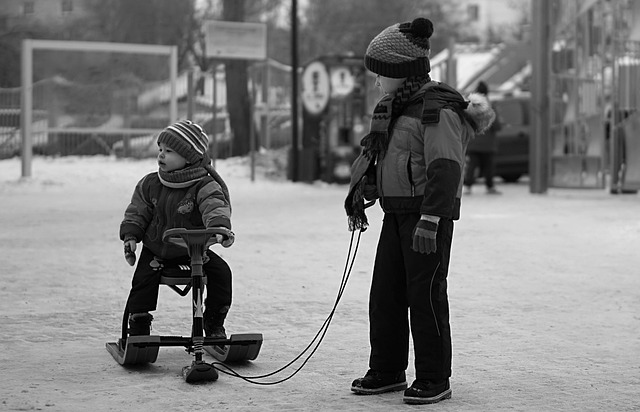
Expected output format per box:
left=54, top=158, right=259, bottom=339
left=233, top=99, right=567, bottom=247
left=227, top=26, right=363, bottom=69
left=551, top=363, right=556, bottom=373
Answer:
left=20, top=39, right=178, bottom=177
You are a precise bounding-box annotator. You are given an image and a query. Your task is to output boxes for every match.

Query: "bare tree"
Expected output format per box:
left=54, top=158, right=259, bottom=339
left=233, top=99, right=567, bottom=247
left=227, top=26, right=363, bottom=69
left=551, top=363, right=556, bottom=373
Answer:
left=87, top=0, right=196, bottom=69
left=300, top=0, right=458, bottom=62
left=220, top=0, right=253, bottom=157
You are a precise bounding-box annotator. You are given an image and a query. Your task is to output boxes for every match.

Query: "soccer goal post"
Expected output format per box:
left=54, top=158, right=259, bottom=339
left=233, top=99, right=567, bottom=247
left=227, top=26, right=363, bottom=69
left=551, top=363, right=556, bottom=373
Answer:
left=20, top=39, right=178, bottom=177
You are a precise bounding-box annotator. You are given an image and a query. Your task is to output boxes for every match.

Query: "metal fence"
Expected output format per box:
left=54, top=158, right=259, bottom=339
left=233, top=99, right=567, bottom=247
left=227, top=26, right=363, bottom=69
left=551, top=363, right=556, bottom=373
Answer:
left=0, top=80, right=159, bottom=158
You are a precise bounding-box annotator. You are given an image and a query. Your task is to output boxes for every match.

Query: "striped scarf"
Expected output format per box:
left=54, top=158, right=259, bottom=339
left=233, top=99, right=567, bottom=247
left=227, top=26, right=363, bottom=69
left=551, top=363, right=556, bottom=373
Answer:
left=158, top=162, right=208, bottom=189
left=360, top=75, right=430, bottom=160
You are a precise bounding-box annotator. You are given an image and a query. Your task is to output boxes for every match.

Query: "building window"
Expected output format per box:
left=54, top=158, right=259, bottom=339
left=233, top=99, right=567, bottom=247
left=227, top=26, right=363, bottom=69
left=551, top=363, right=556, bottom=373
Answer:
left=23, top=1, right=35, bottom=14
left=467, top=4, right=479, bottom=21
left=61, top=0, right=73, bottom=13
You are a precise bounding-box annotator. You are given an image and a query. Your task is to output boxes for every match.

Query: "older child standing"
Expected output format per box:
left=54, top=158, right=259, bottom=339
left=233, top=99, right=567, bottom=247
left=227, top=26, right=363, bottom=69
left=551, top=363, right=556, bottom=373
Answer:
left=120, top=120, right=234, bottom=339
left=345, top=18, right=494, bottom=405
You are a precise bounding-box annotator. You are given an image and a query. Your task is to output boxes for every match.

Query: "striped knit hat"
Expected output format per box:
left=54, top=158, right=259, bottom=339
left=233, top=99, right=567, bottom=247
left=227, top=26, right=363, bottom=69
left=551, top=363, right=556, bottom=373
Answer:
left=157, top=120, right=208, bottom=164
left=365, top=18, right=434, bottom=79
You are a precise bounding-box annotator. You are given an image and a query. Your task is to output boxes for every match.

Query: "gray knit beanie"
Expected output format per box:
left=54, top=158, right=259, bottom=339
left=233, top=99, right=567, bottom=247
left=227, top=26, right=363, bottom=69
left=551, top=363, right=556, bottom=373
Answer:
left=364, top=18, right=434, bottom=79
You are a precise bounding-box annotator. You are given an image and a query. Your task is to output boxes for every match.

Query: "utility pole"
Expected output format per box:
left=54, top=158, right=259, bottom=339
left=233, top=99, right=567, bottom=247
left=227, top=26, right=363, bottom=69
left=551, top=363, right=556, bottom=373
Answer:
left=290, top=0, right=299, bottom=181
left=530, top=0, right=550, bottom=193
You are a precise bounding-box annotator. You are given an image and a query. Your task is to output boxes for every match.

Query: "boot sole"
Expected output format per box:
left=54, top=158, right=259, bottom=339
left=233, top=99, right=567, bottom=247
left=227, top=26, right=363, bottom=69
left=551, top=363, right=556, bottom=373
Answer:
left=351, top=381, right=407, bottom=395
left=403, top=388, right=452, bottom=404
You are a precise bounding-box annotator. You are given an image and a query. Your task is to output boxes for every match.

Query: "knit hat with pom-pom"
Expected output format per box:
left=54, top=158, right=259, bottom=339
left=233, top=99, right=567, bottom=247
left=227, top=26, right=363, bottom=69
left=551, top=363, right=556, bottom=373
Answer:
left=365, top=18, right=434, bottom=79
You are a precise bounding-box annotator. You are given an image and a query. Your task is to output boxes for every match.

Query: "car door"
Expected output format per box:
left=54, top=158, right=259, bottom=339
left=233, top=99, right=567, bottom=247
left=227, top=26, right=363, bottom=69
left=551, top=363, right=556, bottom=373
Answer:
left=494, top=97, right=530, bottom=181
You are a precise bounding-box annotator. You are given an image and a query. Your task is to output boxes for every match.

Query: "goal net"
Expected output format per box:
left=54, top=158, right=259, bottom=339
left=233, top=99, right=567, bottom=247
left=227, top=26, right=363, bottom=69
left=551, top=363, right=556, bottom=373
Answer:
left=15, top=40, right=177, bottom=176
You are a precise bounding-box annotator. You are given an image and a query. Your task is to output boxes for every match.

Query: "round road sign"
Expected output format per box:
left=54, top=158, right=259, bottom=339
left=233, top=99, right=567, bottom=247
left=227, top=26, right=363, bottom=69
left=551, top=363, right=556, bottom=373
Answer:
left=301, top=61, right=331, bottom=115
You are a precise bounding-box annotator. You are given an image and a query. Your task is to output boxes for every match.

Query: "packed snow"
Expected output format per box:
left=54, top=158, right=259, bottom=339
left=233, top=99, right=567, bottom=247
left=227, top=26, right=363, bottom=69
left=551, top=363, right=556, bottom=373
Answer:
left=0, top=153, right=638, bottom=411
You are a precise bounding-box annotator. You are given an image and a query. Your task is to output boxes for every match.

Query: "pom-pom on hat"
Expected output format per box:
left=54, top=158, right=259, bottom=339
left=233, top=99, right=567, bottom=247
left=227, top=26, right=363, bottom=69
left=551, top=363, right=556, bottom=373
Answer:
left=365, top=18, right=434, bottom=79
left=157, top=120, right=208, bottom=164
left=475, top=80, right=489, bottom=96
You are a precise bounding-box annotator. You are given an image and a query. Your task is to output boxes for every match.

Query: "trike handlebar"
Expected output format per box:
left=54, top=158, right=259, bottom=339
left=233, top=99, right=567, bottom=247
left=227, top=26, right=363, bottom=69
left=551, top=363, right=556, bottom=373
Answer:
left=162, top=227, right=232, bottom=249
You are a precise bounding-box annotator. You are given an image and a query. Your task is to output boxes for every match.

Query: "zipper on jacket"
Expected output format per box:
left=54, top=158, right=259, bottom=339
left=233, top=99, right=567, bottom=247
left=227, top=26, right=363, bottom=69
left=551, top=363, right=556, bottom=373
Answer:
left=407, top=154, right=415, bottom=196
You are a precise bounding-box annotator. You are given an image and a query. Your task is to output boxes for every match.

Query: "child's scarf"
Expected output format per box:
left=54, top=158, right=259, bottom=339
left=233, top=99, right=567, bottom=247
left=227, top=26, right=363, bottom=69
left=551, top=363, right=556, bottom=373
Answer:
left=158, top=155, right=231, bottom=211
left=345, top=75, right=429, bottom=231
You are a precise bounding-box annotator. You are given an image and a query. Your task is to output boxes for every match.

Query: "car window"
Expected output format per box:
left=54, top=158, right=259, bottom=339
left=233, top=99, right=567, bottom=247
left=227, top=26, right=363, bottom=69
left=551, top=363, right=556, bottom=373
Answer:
left=495, top=100, right=524, bottom=127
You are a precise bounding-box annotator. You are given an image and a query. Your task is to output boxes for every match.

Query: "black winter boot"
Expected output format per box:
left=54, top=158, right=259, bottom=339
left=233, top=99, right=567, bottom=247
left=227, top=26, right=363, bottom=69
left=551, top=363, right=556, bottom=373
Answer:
left=351, top=369, right=407, bottom=394
left=204, top=306, right=229, bottom=339
left=403, top=378, right=451, bottom=404
left=128, top=312, right=153, bottom=336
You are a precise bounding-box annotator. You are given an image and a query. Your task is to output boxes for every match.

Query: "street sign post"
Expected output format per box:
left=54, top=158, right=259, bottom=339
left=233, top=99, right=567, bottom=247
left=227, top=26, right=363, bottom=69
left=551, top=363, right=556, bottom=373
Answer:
left=204, top=20, right=267, bottom=181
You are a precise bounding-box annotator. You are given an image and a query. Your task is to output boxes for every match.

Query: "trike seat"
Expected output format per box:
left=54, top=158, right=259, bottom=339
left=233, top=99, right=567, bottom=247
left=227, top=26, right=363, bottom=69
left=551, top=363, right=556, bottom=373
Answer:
left=158, top=264, right=207, bottom=297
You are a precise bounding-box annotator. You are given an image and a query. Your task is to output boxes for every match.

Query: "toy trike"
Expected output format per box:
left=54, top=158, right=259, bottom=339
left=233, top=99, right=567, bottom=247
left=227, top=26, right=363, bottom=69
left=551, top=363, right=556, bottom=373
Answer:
left=105, top=227, right=263, bottom=383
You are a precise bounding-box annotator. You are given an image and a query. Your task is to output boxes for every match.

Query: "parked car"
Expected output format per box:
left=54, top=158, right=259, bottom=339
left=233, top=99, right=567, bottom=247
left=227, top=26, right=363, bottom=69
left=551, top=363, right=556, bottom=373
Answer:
left=492, top=92, right=530, bottom=182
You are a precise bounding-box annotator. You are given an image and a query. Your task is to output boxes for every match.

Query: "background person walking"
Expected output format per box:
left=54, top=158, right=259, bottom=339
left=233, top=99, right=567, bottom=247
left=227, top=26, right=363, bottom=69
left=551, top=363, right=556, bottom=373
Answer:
left=463, top=81, right=502, bottom=195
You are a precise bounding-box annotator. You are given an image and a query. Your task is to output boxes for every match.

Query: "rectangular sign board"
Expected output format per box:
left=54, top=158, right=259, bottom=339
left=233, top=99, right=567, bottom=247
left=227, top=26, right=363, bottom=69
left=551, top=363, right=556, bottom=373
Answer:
left=204, top=20, right=267, bottom=60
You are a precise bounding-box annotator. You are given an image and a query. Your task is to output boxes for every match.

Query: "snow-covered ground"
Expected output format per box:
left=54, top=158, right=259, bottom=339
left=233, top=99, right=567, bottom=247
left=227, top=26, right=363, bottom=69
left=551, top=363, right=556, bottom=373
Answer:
left=0, top=154, right=638, bottom=411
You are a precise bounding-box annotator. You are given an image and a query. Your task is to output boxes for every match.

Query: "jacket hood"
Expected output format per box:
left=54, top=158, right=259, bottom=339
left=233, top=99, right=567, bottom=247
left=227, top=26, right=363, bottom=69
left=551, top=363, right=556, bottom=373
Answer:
left=408, top=81, right=495, bottom=134
left=464, top=92, right=496, bottom=134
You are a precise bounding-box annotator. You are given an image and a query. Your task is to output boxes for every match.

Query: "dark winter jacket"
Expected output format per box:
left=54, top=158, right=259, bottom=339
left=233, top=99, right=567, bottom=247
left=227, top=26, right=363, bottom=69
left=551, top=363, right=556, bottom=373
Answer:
left=120, top=172, right=231, bottom=260
left=466, top=102, right=502, bottom=153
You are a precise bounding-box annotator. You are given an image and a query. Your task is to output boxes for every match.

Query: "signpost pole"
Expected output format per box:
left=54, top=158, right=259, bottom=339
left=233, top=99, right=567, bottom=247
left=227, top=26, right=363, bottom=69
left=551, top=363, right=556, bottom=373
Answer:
left=249, top=66, right=256, bottom=182
left=211, top=62, right=218, bottom=168
left=291, top=0, right=299, bottom=181
left=530, top=0, right=550, bottom=193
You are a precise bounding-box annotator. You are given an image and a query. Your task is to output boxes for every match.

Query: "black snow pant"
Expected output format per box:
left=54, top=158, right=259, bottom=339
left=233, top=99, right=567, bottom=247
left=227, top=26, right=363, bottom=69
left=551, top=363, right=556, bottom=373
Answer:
left=368, top=212, right=453, bottom=381
left=464, top=151, right=496, bottom=189
left=126, top=246, right=232, bottom=315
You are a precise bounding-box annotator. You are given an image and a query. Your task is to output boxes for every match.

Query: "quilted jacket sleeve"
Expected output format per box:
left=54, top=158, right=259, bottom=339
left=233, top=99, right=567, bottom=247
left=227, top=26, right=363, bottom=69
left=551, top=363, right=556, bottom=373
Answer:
left=119, top=174, right=153, bottom=242
left=197, top=179, right=232, bottom=230
left=421, top=109, right=465, bottom=218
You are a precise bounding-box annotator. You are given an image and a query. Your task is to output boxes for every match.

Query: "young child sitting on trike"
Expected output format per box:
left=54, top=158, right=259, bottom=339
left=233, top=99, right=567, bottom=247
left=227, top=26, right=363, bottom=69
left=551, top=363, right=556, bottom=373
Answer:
left=120, top=120, right=234, bottom=339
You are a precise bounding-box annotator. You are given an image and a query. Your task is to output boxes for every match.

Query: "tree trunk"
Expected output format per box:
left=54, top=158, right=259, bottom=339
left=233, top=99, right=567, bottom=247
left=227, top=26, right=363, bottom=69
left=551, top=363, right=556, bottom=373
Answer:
left=225, top=60, right=252, bottom=156
left=222, top=0, right=252, bottom=157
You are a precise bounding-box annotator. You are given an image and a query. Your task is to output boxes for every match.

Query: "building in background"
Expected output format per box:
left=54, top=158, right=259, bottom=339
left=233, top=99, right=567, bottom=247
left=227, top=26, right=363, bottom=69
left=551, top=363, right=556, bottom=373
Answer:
left=452, top=0, right=530, bottom=45
left=430, top=0, right=531, bottom=91
left=0, top=0, right=90, bottom=33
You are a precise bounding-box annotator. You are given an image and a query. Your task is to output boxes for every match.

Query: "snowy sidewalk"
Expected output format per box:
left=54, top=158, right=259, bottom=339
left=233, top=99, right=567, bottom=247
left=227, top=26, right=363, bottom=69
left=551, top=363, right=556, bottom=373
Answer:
left=0, top=156, right=639, bottom=411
